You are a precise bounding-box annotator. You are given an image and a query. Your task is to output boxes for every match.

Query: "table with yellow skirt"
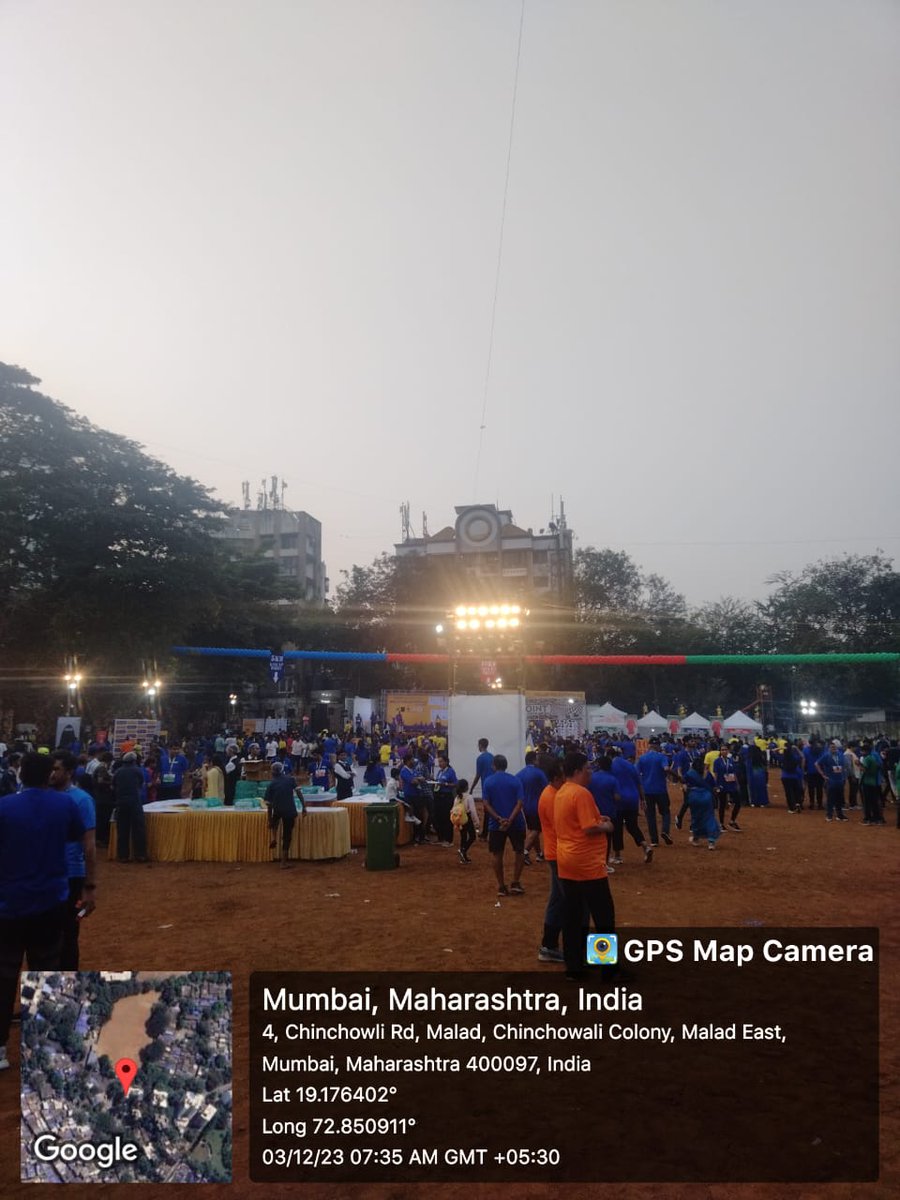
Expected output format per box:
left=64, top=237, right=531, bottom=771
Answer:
left=333, top=798, right=412, bottom=848
left=108, top=801, right=350, bottom=863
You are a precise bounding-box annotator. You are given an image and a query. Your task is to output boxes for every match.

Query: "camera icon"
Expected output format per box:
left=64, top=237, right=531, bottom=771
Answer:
left=586, top=933, right=618, bottom=965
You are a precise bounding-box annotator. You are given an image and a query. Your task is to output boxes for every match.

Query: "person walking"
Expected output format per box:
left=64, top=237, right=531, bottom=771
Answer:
left=537, top=760, right=566, bottom=963
left=637, top=737, right=673, bottom=846
left=859, top=743, right=885, bottom=826
left=781, top=740, right=805, bottom=813
left=517, top=751, right=549, bottom=865
left=450, top=779, right=478, bottom=864
left=610, top=749, right=653, bottom=864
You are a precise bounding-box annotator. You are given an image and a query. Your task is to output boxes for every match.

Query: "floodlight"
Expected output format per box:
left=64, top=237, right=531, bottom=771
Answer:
left=486, top=619, right=495, bottom=629
left=509, top=618, right=519, bottom=628
left=455, top=605, right=467, bottom=617
left=457, top=620, right=468, bottom=631
left=497, top=618, right=508, bottom=629
left=435, top=624, right=444, bottom=634
left=469, top=619, right=481, bottom=630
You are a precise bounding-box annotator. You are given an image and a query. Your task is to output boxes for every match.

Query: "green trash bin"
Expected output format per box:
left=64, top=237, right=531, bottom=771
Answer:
left=365, top=803, right=400, bottom=870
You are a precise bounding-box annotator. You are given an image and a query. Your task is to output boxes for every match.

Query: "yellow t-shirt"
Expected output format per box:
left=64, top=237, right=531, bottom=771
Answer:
left=379, top=744, right=391, bottom=765
left=704, top=749, right=721, bottom=777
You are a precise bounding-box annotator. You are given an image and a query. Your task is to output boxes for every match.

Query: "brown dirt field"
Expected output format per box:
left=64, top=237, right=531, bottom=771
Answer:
left=1, top=776, right=897, bottom=1200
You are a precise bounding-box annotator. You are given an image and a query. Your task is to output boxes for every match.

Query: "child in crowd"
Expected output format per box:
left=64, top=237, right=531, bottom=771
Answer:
left=450, top=778, right=479, bottom=864
left=386, top=768, right=420, bottom=825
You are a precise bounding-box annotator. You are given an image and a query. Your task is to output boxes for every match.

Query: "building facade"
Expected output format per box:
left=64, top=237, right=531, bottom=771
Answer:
left=217, top=505, right=328, bottom=604
left=394, top=502, right=574, bottom=608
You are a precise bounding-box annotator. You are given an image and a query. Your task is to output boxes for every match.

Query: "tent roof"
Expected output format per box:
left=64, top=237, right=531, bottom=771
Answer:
left=595, top=701, right=627, bottom=717
left=722, top=709, right=764, bottom=731
left=680, top=711, right=712, bottom=729
left=636, top=709, right=667, bottom=728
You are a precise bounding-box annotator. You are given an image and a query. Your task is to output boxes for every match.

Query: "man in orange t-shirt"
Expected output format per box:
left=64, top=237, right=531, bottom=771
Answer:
left=536, top=758, right=565, bottom=964
left=555, top=751, right=616, bottom=980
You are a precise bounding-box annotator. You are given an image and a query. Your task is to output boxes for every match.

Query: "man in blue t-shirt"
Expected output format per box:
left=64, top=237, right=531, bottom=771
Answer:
left=482, top=756, right=526, bottom=896
left=50, top=751, right=97, bottom=970
left=637, top=738, right=673, bottom=846
left=0, top=753, right=88, bottom=1070
left=816, top=741, right=848, bottom=822
left=516, top=752, right=549, bottom=865
left=472, top=738, right=495, bottom=842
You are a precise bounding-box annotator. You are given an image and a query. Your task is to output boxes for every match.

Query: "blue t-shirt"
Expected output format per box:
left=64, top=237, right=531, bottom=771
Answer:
left=311, top=764, right=331, bottom=789
left=713, top=756, right=740, bottom=793
left=637, top=750, right=669, bottom=794
left=400, top=765, right=421, bottom=801
left=672, top=748, right=691, bottom=780
left=0, top=787, right=85, bottom=918
left=802, top=745, right=820, bottom=775
left=474, top=751, right=495, bottom=791
left=435, top=765, right=458, bottom=789
left=516, top=764, right=549, bottom=816
left=65, top=785, right=96, bottom=879
left=611, top=757, right=641, bottom=805
left=816, top=751, right=846, bottom=788
left=482, top=772, right=525, bottom=831
left=588, top=770, right=618, bottom=820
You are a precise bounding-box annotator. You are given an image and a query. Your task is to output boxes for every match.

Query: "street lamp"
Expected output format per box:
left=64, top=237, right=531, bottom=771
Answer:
left=141, top=677, right=162, bottom=718
left=63, top=672, right=82, bottom=716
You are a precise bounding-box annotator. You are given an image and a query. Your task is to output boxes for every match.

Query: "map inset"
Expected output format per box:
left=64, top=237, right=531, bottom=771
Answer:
left=20, top=971, right=232, bottom=1183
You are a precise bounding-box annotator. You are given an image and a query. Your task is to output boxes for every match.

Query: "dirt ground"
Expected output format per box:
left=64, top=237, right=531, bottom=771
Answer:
left=1, top=773, right=897, bottom=1200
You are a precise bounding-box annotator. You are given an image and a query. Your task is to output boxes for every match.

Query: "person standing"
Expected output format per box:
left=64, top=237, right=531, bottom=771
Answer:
left=554, top=751, right=616, bottom=982
left=859, top=743, right=884, bottom=825
left=202, top=754, right=225, bottom=802
left=713, top=745, right=741, bottom=830
left=113, top=752, right=149, bottom=862
left=333, top=755, right=355, bottom=801
left=781, top=740, right=805, bottom=813
left=637, top=737, right=673, bottom=846
left=482, top=756, right=526, bottom=896
left=816, top=740, right=848, bottom=822
left=537, top=760, right=566, bottom=963
left=685, top=759, right=721, bottom=850
left=450, top=779, right=479, bottom=864
left=803, top=738, right=825, bottom=810
left=49, top=751, right=96, bottom=970
left=516, top=752, right=549, bottom=865
left=433, top=755, right=458, bottom=846
left=223, top=747, right=241, bottom=806
left=472, top=738, right=495, bottom=841
left=264, top=761, right=305, bottom=868
left=0, top=753, right=89, bottom=1070
left=844, top=743, right=862, bottom=810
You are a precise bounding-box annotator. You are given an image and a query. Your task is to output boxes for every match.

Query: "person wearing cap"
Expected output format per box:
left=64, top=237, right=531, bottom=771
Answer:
left=113, top=751, right=148, bottom=862
left=264, top=761, right=305, bottom=868
left=815, top=740, right=848, bottom=822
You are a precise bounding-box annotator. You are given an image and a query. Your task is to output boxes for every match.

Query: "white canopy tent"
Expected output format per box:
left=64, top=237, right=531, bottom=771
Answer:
left=636, top=709, right=668, bottom=735
left=680, top=711, right=712, bottom=733
left=721, top=709, right=764, bottom=735
left=588, top=701, right=628, bottom=731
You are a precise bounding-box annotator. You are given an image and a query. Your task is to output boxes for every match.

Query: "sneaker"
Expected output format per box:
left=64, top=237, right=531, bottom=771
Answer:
left=0, top=1046, right=9, bottom=1070
left=458, top=849, right=467, bottom=864
left=522, top=853, right=532, bottom=867
left=674, top=815, right=683, bottom=830
left=535, top=852, right=545, bottom=862
left=728, top=821, right=742, bottom=831
left=661, top=833, right=673, bottom=845
left=787, top=808, right=797, bottom=814
left=538, top=946, right=565, bottom=963
left=689, top=837, right=699, bottom=846
left=606, top=863, right=615, bottom=874
left=611, top=856, right=624, bottom=865
left=707, top=841, right=716, bottom=850
left=643, top=845, right=654, bottom=864
left=836, top=816, right=848, bottom=822
left=509, top=881, right=525, bottom=895
left=825, top=817, right=833, bottom=822
left=497, top=884, right=509, bottom=896
left=649, top=842, right=660, bottom=848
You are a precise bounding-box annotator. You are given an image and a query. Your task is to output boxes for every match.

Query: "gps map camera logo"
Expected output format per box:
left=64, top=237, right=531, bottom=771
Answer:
left=586, top=933, right=618, bottom=965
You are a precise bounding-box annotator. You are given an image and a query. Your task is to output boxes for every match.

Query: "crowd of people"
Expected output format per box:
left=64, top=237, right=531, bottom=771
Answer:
left=1, top=718, right=898, bottom=1059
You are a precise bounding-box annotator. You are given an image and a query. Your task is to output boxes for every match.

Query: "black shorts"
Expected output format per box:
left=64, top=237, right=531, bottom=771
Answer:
left=488, top=826, right=525, bottom=855
left=524, top=810, right=542, bottom=832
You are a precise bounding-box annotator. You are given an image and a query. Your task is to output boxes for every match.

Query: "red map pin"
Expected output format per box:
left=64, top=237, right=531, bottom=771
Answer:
left=114, top=1058, right=138, bottom=1096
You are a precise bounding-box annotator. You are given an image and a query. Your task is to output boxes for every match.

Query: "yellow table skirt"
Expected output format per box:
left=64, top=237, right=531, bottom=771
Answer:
left=108, top=808, right=350, bottom=863
left=334, top=800, right=412, bottom=848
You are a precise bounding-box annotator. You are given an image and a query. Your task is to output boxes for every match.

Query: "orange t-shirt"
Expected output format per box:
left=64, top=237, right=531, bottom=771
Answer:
left=554, top=781, right=607, bottom=882
left=537, top=783, right=560, bottom=861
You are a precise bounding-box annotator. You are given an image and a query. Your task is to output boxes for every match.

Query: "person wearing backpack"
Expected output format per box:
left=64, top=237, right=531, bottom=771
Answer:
left=450, top=779, right=478, bottom=864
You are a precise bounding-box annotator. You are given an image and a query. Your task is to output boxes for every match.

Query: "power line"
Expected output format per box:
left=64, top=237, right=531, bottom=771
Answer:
left=473, top=0, right=526, bottom=499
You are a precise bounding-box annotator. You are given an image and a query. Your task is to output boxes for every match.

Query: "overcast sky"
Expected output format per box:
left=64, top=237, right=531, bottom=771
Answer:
left=3, top=0, right=898, bottom=607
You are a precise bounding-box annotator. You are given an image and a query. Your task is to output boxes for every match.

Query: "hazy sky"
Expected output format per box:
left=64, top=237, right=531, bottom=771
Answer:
left=3, top=0, right=898, bottom=607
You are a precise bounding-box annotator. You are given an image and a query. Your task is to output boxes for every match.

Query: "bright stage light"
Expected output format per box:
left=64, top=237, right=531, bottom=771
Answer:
left=457, top=620, right=468, bottom=631
left=486, top=619, right=495, bottom=629
left=455, top=605, right=467, bottom=617
left=435, top=624, right=444, bottom=634
left=509, top=618, right=519, bottom=628
left=467, top=606, right=477, bottom=616
left=469, top=619, right=481, bottom=630
left=490, top=605, right=499, bottom=615
left=497, top=618, right=507, bottom=629
left=511, top=605, right=521, bottom=615
left=500, top=604, right=510, bottom=615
